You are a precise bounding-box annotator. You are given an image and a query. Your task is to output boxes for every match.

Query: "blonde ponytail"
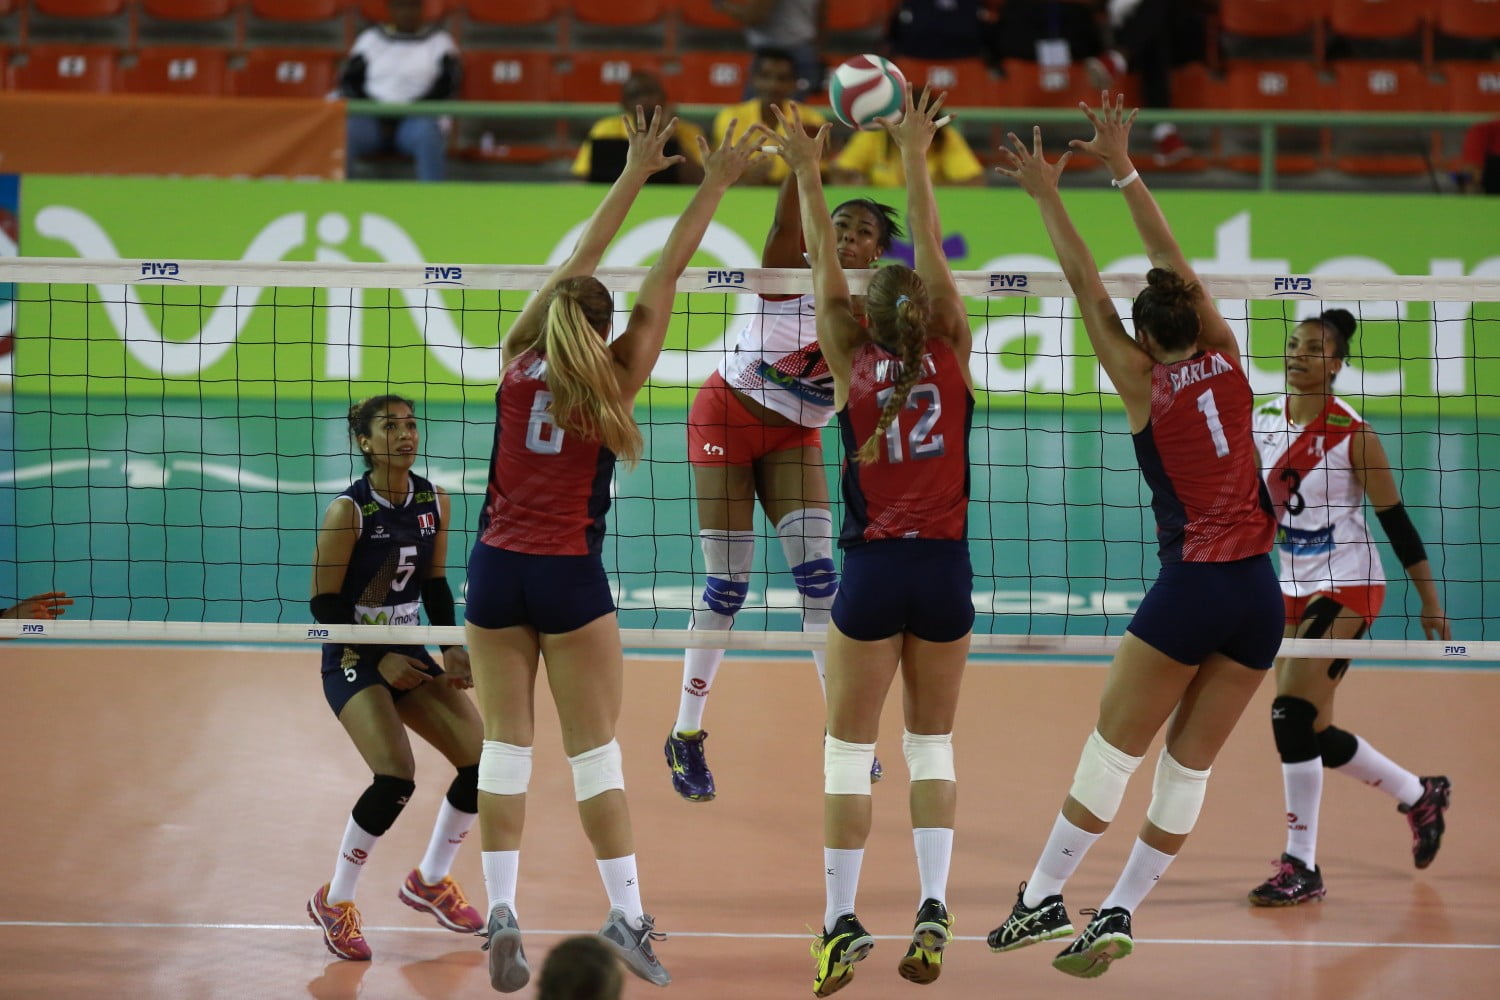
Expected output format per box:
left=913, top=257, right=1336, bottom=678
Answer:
left=542, top=277, right=644, bottom=466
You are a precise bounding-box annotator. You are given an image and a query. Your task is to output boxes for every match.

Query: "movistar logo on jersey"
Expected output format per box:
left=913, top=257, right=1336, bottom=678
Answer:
left=1277, top=524, right=1334, bottom=555
left=359, top=610, right=390, bottom=625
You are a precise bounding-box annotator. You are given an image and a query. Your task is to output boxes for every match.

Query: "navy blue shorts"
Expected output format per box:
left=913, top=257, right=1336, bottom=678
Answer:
left=321, top=643, right=441, bottom=717
left=1127, top=554, right=1283, bottom=671
left=465, top=541, right=616, bottom=634
left=832, top=539, right=974, bottom=643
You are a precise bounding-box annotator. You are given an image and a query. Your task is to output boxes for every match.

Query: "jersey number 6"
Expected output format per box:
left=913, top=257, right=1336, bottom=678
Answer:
left=526, top=390, right=565, bottom=455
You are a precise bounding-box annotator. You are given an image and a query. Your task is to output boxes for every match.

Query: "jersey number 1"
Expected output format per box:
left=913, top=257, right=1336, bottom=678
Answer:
left=1196, top=389, right=1231, bottom=458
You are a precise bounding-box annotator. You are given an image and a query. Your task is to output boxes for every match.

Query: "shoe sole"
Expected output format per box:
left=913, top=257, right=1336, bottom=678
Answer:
left=487, top=926, right=530, bottom=993
left=306, top=900, right=371, bottom=962
left=1412, top=782, right=1450, bottom=869
left=988, top=922, right=1073, bottom=953
left=1247, top=888, right=1326, bottom=907
left=897, top=924, right=950, bottom=984
left=814, top=937, right=873, bottom=997
left=397, top=885, right=483, bottom=933
left=1053, top=933, right=1133, bottom=979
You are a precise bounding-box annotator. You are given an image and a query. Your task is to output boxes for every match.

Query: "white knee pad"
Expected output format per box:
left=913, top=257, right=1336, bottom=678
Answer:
left=776, top=509, right=837, bottom=616
left=695, top=529, right=756, bottom=627
left=902, top=730, right=955, bottom=783
left=1145, top=749, right=1211, bottom=836
left=824, top=734, right=876, bottom=796
left=1068, top=729, right=1145, bottom=824
left=478, top=740, right=533, bottom=796
left=569, top=740, right=625, bottom=802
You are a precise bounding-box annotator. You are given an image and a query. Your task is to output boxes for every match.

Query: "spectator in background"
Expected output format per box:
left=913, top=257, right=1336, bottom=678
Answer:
left=538, top=935, right=624, bottom=1000
left=1457, top=117, right=1500, bottom=194
left=714, top=48, right=829, bottom=186
left=831, top=122, right=986, bottom=187
left=719, top=0, right=826, bottom=99
left=573, top=71, right=707, bottom=185
left=886, top=0, right=996, bottom=62
left=1083, top=0, right=1209, bottom=164
left=341, top=0, right=460, bottom=182
left=989, top=0, right=1109, bottom=70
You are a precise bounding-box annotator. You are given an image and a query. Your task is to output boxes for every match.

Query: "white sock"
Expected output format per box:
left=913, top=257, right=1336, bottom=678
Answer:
left=482, top=849, right=520, bottom=919
left=417, top=798, right=477, bottom=884
left=675, top=647, right=727, bottom=734
left=913, top=828, right=953, bottom=904
left=1281, top=759, right=1322, bottom=869
left=1333, top=735, right=1424, bottom=806
left=806, top=618, right=829, bottom=696
left=328, top=817, right=379, bottom=904
left=597, top=855, right=645, bottom=926
left=824, top=847, right=864, bottom=932
left=1022, top=813, right=1102, bottom=908
left=1100, top=838, right=1176, bottom=913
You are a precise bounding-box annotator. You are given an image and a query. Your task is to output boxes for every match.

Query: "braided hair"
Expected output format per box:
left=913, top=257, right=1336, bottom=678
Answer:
left=856, top=264, right=929, bottom=464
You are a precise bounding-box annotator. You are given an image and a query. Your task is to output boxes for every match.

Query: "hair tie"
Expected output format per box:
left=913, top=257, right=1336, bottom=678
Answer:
left=895, top=294, right=910, bottom=307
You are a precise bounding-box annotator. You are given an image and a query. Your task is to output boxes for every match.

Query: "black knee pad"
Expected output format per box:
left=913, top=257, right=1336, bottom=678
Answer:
left=351, top=774, right=416, bottom=837
left=446, top=764, right=479, bottom=814
left=1270, top=696, right=1320, bottom=764
left=1317, top=725, right=1358, bottom=769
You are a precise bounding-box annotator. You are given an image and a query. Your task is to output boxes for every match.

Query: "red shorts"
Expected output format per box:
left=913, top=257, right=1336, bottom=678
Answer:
left=1283, top=585, right=1385, bottom=629
left=687, top=371, right=823, bottom=467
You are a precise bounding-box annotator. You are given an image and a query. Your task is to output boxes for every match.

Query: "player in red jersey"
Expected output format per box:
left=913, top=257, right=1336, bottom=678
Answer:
left=463, top=107, right=766, bottom=993
left=772, top=88, right=974, bottom=996
left=987, top=94, right=1283, bottom=979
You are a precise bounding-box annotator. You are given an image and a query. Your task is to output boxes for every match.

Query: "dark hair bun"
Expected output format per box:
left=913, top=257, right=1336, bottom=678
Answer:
left=1320, top=308, right=1357, bottom=342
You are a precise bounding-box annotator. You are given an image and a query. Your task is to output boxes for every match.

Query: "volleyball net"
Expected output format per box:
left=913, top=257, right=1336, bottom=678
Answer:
left=2, top=257, right=1497, bottom=662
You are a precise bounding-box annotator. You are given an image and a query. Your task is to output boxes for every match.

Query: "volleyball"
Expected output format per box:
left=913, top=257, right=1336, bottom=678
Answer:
left=829, top=54, right=907, bottom=131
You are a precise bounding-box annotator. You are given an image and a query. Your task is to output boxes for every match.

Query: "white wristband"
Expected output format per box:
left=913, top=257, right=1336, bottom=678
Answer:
left=1112, top=169, right=1140, bottom=189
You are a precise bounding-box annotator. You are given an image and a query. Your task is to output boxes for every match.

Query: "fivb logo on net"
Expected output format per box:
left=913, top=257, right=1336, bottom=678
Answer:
left=37, top=205, right=758, bottom=385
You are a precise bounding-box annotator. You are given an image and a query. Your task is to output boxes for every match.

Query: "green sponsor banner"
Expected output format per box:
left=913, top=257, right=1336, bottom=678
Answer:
left=16, top=175, right=1500, bottom=412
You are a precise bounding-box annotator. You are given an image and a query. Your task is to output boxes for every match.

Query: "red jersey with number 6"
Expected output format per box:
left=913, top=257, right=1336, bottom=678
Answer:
left=1132, top=349, right=1274, bottom=564
left=838, top=337, right=973, bottom=546
left=478, top=348, right=616, bottom=556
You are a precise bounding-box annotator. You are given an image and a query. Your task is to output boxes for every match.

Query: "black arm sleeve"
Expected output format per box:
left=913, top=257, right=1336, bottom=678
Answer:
left=423, top=53, right=460, bottom=101
left=1375, top=503, right=1429, bottom=569
left=339, top=54, right=368, bottom=99
left=421, top=576, right=460, bottom=650
left=310, top=592, right=356, bottom=625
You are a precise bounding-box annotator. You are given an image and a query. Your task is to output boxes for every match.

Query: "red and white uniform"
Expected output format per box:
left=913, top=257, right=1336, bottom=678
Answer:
left=720, top=294, right=836, bottom=428
left=478, top=348, right=615, bottom=557
left=837, top=337, right=973, bottom=546
left=1253, top=394, right=1382, bottom=597
left=1133, top=349, right=1276, bottom=563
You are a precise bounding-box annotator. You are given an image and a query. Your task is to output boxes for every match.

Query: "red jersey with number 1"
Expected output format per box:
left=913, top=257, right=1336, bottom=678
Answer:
left=478, top=348, right=616, bottom=556
left=838, top=337, right=973, bottom=546
left=1132, top=349, right=1274, bottom=564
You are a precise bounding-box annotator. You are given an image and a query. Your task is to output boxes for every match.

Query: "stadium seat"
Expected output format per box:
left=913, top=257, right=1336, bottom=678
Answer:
left=461, top=0, right=554, bottom=24
left=1438, top=60, right=1500, bottom=111
left=359, top=0, right=454, bottom=24
left=677, top=0, right=737, bottom=30
left=141, top=0, right=237, bottom=19
left=8, top=43, right=116, bottom=91
left=461, top=49, right=553, bottom=101
left=1170, top=63, right=1231, bottom=109
left=1221, top=60, right=1328, bottom=172
left=232, top=47, right=340, bottom=98
left=1330, top=60, right=1434, bottom=173
left=249, top=0, right=345, bottom=21
left=1436, top=0, right=1500, bottom=39
left=1219, top=0, right=1320, bottom=36
left=897, top=57, right=1000, bottom=108
left=826, top=0, right=893, bottom=32
left=1327, top=0, right=1425, bottom=39
left=118, top=45, right=229, bottom=95
left=33, top=0, right=127, bottom=14
left=558, top=50, right=662, bottom=103
left=673, top=50, right=749, bottom=106
left=570, top=0, right=665, bottom=27
left=998, top=58, right=1097, bottom=108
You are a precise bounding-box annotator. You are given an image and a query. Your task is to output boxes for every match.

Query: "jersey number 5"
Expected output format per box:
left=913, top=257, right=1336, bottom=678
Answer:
left=876, top=383, right=945, bottom=463
left=526, top=391, right=565, bottom=454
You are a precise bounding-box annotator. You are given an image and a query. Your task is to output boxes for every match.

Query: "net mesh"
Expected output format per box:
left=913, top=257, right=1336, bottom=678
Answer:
left=3, top=258, right=1497, bottom=661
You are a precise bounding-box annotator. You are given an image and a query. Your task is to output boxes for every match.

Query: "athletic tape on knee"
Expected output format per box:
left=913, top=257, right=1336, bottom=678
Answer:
left=351, top=774, right=416, bottom=837
left=776, top=509, right=837, bottom=609
left=1145, top=749, right=1211, bottom=836
left=902, top=730, right=955, bottom=783
left=698, top=529, right=755, bottom=617
left=478, top=740, right=533, bottom=796
left=569, top=739, right=625, bottom=802
left=825, top=734, right=876, bottom=796
left=1068, top=730, right=1144, bottom=824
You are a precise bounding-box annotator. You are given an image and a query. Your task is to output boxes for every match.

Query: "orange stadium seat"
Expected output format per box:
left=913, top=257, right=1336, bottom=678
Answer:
left=359, top=0, right=452, bottom=23
left=1219, top=0, right=1321, bottom=36
left=1330, top=60, right=1433, bottom=174
left=1327, top=0, right=1425, bottom=39
left=898, top=57, right=1000, bottom=108
left=461, top=49, right=554, bottom=101
left=998, top=58, right=1097, bottom=108
left=1437, top=0, right=1500, bottom=39
left=1170, top=63, right=1231, bottom=109
left=673, top=50, right=749, bottom=106
left=1438, top=60, right=1500, bottom=111
left=570, top=0, right=666, bottom=27
left=118, top=45, right=229, bottom=95
left=558, top=50, right=662, bottom=102
left=460, top=0, right=554, bottom=24
left=249, top=0, right=345, bottom=21
left=140, top=0, right=237, bottom=19
left=232, top=47, right=340, bottom=98
left=9, top=44, right=116, bottom=91
left=826, top=0, right=894, bottom=32
left=677, top=0, right=737, bottom=30
left=33, top=0, right=127, bottom=14
left=1222, top=60, right=1328, bottom=173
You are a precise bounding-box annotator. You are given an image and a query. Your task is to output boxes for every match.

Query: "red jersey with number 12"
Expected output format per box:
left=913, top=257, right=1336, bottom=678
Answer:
left=478, top=348, right=616, bottom=556
left=1132, top=349, right=1274, bottom=564
left=838, top=337, right=973, bottom=546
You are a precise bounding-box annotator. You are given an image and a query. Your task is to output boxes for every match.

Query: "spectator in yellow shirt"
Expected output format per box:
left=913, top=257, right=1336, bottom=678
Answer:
left=713, top=48, right=827, bottom=186
left=830, top=123, right=985, bottom=187
left=573, top=71, right=706, bottom=184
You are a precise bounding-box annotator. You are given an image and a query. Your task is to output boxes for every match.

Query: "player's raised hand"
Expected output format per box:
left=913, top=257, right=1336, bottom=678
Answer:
left=1070, top=91, right=1137, bottom=171
left=879, top=84, right=952, bottom=155
left=767, top=102, right=829, bottom=177
left=995, top=125, right=1070, bottom=199
left=622, top=103, right=686, bottom=178
left=700, top=118, right=774, bottom=187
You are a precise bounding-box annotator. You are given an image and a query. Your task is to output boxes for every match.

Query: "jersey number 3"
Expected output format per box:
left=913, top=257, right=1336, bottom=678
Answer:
left=876, top=383, right=945, bottom=463
left=526, top=391, right=565, bottom=454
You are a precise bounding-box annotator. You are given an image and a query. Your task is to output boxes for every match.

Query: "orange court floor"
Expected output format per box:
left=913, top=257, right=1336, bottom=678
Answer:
left=1, top=646, right=1497, bottom=1000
